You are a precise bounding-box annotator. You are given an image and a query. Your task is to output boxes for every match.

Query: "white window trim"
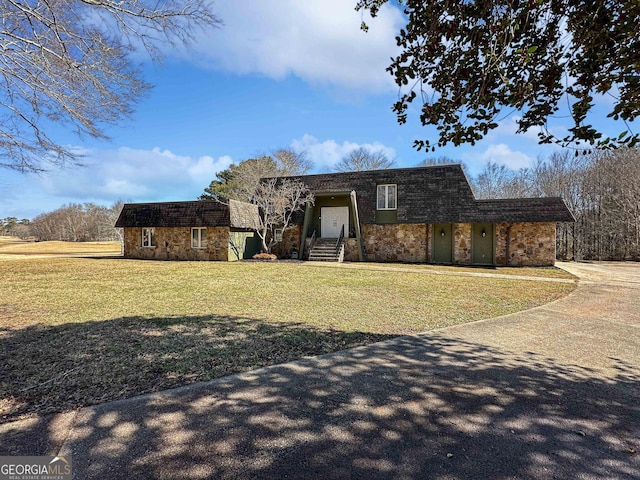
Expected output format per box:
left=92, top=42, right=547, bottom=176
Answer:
left=377, top=184, right=397, bottom=210
left=191, top=227, right=207, bottom=249
left=274, top=228, right=283, bottom=243
left=142, top=227, right=155, bottom=248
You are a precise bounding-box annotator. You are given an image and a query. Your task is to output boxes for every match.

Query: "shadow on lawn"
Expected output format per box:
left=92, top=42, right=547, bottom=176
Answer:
left=4, top=332, right=639, bottom=479
left=0, top=314, right=394, bottom=425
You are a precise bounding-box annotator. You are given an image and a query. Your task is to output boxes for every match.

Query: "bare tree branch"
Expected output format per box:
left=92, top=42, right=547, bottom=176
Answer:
left=201, top=149, right=313, bottom=202
left=334, top=147, right=395, bottom=172
left=252, top=178, right=314, bottom=254
left=0, top=0, right=222, bottom=172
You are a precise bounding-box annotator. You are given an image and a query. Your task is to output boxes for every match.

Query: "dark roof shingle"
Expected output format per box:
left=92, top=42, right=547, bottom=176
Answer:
left=116, top=166, right=575, bottom=230
left=114, top=200, right=259, bottom=228
left=474, top=198, right=575, bottom=223
left=283, top=165, right=575, bottom=224
left=284, top=165, right=479, bottom=224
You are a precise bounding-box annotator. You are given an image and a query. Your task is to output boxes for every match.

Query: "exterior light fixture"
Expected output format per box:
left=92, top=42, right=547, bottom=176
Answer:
left=440, top=229, right=446, bottom=237
left=481, top=228, right=487, bottom=238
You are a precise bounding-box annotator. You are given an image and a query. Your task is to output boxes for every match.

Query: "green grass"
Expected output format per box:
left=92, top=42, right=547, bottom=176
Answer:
left=0, top=257, right=575, bottom=421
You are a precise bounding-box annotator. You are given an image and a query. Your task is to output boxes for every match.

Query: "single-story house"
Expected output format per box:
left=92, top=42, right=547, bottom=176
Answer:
left=115, top=165, right=574, bottom=266
left=272, top=165, right=575, bottom=266
left=115, top=199, right=261, bottom=261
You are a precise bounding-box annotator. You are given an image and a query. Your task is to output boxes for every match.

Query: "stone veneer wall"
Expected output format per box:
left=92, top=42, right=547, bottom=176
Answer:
left=123, top=227, right=229, bottom=261
left=343, top=238, right=360, bottom=262
left=271, top=225, right=301, bottom=258
left=496, top=222, right=556, bottom=266
left=453, top=223, right=472, bottom=265
left=122, top=222, right=558, bottom=265
left=361, top=224, right=428, bottom=262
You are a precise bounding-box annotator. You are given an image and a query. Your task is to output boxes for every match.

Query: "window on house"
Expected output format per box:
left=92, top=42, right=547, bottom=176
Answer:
left=191, top=227, right=207, bottom=248
left=142, top=228, right=155, bottom=247
left=274, top=228, right=283, bottom=243
left=377, top=184, right=397, bottom=210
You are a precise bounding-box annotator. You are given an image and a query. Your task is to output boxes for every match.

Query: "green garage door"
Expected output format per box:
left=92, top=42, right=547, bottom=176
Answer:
left=472, top=223, right=495, bottom=265
left=432, top=224, right=453, bottom=264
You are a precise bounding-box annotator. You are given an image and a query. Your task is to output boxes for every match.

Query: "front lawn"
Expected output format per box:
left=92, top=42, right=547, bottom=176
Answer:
left=0, top=258, right=575, bottom=421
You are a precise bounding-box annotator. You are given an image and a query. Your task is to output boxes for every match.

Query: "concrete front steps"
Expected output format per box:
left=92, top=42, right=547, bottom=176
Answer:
left=308, top=238, right=344, bottom=262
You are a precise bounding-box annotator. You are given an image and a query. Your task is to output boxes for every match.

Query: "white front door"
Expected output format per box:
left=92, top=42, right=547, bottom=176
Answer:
left=321, top=206, right=349, bottom=238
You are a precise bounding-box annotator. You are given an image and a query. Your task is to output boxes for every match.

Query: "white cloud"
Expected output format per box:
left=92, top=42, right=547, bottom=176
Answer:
left=487, top=115, right=572, bottom=145
left=181, top=0, right=404, bottom=92
left=38, top=146, right=232, bottom=203
left=489, top=116, right=542, bottom=142
left=476, top=144, right=534, bottom=170
left=291, top=134, right=397, bottom=171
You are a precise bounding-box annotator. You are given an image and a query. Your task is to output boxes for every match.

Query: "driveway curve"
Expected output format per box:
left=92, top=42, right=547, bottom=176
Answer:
left=442, top=261, right=640, bottom=376
left=11, top=263, right=640, bottom=479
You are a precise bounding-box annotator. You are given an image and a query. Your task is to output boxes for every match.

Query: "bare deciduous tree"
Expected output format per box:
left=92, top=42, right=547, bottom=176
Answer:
left=418, top=156, right=459, bottom=167
left=472, top=161, right=535, bottom=200
left=252, top=178, right=314, bottom=254
left=29, top=201, right=125, bottom=241
left=1, top=0, right=221, bottom=172
left=223, top=156, right=281, bottom=203
left=201, top=149, right=312, bottom=202
left=334, top=147, right=395, bottom=172
left=272, top=149, right=313, bottom=176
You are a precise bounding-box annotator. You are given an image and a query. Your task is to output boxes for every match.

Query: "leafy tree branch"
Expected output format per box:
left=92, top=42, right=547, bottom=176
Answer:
left=357, top=0, right=639, bottom=151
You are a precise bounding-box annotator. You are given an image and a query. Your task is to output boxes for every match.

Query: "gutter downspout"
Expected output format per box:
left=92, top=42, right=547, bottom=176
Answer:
left=350, top=190, right=365, bottom=261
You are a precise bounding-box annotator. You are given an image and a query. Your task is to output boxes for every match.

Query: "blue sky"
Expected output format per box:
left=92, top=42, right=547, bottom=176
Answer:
left=0, top=0, right=628, bottom=219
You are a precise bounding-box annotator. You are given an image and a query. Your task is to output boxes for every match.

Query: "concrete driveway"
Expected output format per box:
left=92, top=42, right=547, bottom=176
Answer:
left=6, top=262, right=640, bottom=479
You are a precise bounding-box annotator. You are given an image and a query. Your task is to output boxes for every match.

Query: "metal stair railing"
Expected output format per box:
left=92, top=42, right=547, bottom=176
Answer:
left=306, top=230, right=317, bottom=259
left=335, top=225, right=344, bottom=254
left=335, top=224, right=345, bottom=261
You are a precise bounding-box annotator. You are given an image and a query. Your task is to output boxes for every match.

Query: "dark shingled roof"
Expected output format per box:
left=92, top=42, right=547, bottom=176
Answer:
left=283, top=165, right=575, bottom=224
left=114, top=199, right=259, bottom=229
left=116, top=166, right=575, bottom=230
left=475, top=198, right=575, bottom=223
left=285, top=165, right=478, bottom=224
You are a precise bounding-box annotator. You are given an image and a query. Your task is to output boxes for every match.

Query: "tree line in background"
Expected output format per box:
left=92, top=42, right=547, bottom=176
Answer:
left=0, top=217, right=30, bottom=239
left=3, top=202, right=124, bottom=243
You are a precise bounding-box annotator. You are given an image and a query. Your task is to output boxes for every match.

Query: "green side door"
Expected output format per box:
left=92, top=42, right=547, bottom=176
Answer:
left=229, top=231, right=261, bottom=261
left=472, top=223, right=495, bottom=265
left=432, top=224, right=453, bottom=264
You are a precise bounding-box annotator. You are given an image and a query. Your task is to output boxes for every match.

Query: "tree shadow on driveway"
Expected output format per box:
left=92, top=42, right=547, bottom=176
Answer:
left=57, top=334, right=640, bottom=479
